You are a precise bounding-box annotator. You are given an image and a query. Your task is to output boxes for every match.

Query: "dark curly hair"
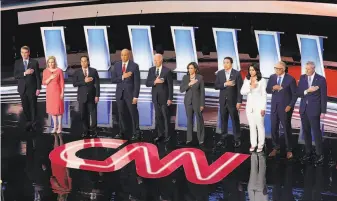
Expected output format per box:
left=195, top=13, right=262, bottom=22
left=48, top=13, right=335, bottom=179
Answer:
left=186, top=62, right=200, bottom=74
left=246, top=63, right=262, bottom=81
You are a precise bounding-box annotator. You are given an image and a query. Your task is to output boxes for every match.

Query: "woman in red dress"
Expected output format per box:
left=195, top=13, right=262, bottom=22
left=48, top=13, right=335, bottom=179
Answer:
left=42, top=56, right=64, bottom=133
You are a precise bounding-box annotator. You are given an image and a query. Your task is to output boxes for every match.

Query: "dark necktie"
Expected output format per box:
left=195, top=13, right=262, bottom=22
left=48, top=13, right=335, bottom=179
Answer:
left=122, top=63, right=126, bottom=73
left=277, top=76, right=281, bottom=85
left=84, top=69, right=87, bottom=77
left=24, top=60, right=28, bottom=70
left=156, top=68, right=159, bottom=76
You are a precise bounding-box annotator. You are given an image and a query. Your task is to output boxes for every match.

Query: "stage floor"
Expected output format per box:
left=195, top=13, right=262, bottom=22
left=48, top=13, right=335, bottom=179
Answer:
left=2, top=101, right=337, bottom=201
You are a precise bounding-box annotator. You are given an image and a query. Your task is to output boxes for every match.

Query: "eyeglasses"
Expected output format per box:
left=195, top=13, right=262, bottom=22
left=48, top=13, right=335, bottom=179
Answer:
left=274, top=67, right=284, bottom=71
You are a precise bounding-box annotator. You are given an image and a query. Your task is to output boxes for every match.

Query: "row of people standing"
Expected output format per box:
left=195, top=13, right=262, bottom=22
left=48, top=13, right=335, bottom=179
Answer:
left=15, top=46, right=327, bottom=165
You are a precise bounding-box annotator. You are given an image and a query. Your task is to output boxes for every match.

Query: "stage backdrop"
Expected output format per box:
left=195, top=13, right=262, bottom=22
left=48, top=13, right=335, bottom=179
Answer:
left=40, top=27, right=68, bottom=71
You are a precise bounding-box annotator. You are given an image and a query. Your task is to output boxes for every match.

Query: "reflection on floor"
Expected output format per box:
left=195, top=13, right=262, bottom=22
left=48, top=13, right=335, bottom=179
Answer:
left=2, top=102, right=337, bottom=201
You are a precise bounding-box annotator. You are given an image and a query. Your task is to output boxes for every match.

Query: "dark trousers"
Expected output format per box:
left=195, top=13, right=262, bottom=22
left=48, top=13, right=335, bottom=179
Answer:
left=80, top=99, right=97, bottom=133
left=271, top=103, right=293, bottom=151
left=154, top=102, right=170, bottom=138
left=20, top=92, right=37, bottom=125
left=301, top=112, right=323, bottom=156
left=185, top=103, right=205, bottom=143
left=220, top=102, right=241, bottom=141
left=117, top=92, right=140, bottom=135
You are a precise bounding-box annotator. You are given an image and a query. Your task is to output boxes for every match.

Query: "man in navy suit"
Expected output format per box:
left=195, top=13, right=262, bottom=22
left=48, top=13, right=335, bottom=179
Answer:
left=297, top=61, right=327, bottom=165
left=112, top=49, right=141, bottom=140
left=73, top=56, right=100, bottom=138
left=215, top=57, right=243, bottom=148
left=14, top=46, right=41, bottom=131
left=146, top=54, right=173, bottom=143
left=266, top=61, right=297, bottom=159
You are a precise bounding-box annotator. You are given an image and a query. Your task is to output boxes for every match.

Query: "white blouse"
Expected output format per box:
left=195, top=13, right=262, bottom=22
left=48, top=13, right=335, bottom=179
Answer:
left=240, top=78, right=267, bottom=113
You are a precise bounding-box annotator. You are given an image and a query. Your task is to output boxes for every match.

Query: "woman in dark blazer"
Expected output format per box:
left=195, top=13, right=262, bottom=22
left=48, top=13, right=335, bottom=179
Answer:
left=180, top=62, right=205, bottom=146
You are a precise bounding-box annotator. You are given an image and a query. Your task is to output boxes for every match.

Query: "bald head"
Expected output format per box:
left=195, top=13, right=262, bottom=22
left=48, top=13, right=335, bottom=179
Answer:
left=121, top=49, right=130, bottom=62
left=154, top=54, right=163, bottom=67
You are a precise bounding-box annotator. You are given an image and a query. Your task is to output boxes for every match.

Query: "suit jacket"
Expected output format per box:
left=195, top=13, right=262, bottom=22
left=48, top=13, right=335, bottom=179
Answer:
left=146, top=66, right=173, bottom=104
left=266, top=73, right=297, bottom=113
left=72, top=67, right=100, bottom=103
left=215, top=68, right=243, bottom=106
left=111, top=60, right=140, bottom=100
left=240, top=78, right=267, bottom=112
left=180, top=74, right=205, bottom=107
left=297, top=73, right=327, bottom=116
left=14, top=58, right=41, bottom=95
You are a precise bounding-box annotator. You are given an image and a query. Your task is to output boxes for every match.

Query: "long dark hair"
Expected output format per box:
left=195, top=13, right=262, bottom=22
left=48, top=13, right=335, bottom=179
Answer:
left=246, top=63, right=262, bottom=81
left=187, top=62, right=200, bottom=75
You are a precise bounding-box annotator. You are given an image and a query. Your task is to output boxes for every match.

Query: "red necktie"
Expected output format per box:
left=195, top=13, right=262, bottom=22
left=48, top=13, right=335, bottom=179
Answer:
left=122, top=63, right=126, bottom=73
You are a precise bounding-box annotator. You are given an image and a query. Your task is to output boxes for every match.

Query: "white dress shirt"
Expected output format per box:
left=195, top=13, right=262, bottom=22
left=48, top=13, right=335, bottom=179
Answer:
left=304, top=72, right=316, bottom=95
left=155, top=65, right=162, bottom=76
left=240, top=78, right=267, bottom=112
left=82, top=68, right=89, bottom=77
left=224, top=68, right=232, bottom=87
left=121, top=60, right=129, bottom=80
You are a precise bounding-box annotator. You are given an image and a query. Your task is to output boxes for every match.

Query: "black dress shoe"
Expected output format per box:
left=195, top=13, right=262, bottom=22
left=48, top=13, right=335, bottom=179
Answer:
left=31, top=122, right=37, bottom=131
left=154, top=136, right=164, bottom=143
left=234, top=140, right=241, bottom=148
left=89, top=130, right=98, bottom=138
left=131, top=134, right=140, bottom=141
left=163, top=136, right=171, bottom=143
left=216, top=140, right=226, bottom=147
left=25, top=124, right=31, bottom=131
left=81, top=132, right=89, bottom=138
left=314, top=155, right=324, bottom=166
left=114, top=133, right=124, bottom=139
left=199, top=142, right=205, bottom=148
left=300, top=153, right=313, bottom=163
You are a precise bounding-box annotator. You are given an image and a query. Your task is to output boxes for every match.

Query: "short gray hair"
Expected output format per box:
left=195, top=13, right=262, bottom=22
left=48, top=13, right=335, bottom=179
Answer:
left=306, top=61, right=315, bottom=68
left=276, top=61, right=287, bottom=69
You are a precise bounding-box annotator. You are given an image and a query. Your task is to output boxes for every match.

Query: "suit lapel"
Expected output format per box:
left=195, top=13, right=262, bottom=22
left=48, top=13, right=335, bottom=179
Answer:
left=312, top=73, right=318, bottom=86
left=229, top=69, right=235, bottom=81
left=159, top=67, right=165, bottom=78
left=281, top=74, right=287, bottom=87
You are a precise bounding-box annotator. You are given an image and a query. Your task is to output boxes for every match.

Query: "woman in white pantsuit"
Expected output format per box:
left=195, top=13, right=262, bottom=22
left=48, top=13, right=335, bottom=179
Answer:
left=241, top=64, right=267, bottom=152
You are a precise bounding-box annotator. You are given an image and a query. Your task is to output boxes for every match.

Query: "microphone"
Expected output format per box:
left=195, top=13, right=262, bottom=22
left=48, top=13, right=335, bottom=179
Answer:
left=95, top=11, right=99, bottom=26
left=52, top=12, right=54, bottom=27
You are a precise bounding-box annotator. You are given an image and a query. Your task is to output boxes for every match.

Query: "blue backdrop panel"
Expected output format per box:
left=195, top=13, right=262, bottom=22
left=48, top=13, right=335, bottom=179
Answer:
left=138, top=102, right=155, bottom=129
left=97, top=101, right=112, bottom=127
left=84, top=27, right=111, bottom=71
left=213, top=28, right=240, bottom=71
left=171, top=27, right=197, bottom=81
left=128, top=26, right=154, bottom=79
left=255, top=31, right=281, bottom=78
left=41, top=27, right=68, bottom=71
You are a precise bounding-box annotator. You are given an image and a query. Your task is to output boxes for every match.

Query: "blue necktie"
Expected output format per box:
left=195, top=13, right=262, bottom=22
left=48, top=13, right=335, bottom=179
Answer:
left=24, top=60, right=28, bottom=70
left=277, top=76, right=281, bottom=85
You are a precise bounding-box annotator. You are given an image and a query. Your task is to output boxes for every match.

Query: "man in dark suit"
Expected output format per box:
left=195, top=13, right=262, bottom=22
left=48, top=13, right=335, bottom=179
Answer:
left=266, top=61, right=297, bottom=159
left=72, top=56, right=100, bottom=137
left=14, top=46, right=41, bottom=131
left=112, top=49, right=141, bottom=140
left=146, top=54, right=173, bottom=143
left=215, top=56, right=243, bottom=147
left=297, top=61, right=327, bottom=165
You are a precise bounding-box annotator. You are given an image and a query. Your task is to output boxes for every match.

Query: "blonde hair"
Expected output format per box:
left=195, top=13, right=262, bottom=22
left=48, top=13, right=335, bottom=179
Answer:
left=46, top=56, right=57, bottom=68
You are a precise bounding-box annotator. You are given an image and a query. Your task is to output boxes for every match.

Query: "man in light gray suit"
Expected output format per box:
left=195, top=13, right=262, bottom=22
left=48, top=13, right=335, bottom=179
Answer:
left=248, top=152, right=268, bottom=201
left=180, top=62, right=205, bottom=146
